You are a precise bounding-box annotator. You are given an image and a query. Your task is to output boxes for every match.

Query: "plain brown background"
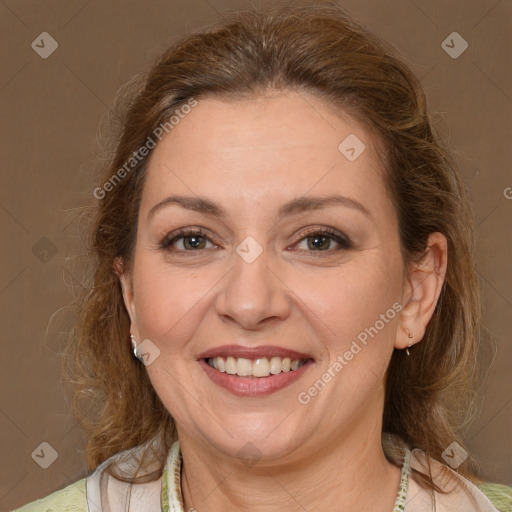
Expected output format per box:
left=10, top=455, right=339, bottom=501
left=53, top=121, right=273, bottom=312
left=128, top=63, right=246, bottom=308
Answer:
left=1, top=0, right=511, bottom=509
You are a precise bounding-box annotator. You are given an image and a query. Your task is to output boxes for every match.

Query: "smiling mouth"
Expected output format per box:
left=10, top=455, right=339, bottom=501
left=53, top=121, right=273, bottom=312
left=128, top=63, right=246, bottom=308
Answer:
left=206, top=356, right=309, bottom=378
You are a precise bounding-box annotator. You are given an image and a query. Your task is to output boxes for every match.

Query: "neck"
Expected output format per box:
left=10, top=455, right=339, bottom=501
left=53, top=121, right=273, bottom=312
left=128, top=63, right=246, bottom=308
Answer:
left=177, top=390, right=401, bottom=512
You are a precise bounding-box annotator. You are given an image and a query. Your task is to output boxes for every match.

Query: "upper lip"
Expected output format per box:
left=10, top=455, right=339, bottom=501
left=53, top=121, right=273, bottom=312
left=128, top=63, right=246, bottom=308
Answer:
left=197, top=344, right=313, bottom=361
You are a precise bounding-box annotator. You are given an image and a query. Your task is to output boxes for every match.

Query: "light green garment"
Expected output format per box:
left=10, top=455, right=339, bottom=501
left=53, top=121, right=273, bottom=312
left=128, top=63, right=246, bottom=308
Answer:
left=477, top=484, right=512, bottom=512
left=11, top=478, right=512, bottom=512
left=13, top=478, right=87, bottom=511
left=11, top=439, right=512, bottom=512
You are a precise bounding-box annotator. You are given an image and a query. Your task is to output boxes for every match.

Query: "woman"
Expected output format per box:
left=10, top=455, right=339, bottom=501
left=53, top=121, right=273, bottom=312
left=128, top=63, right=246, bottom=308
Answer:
left=13, top=4, right=512, bottom=512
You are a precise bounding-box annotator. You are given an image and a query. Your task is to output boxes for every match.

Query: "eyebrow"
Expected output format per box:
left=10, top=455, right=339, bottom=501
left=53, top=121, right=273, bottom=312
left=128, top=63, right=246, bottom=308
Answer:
left=147, top=194, right=372, bottom=222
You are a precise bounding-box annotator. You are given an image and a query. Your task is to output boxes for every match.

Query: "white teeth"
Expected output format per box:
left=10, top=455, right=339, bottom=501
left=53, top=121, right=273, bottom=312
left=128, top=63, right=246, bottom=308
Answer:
left=216, top=357, right=225, bottom=372
left=206, top=356, right=307, bottom=377
left=269, top=356, right=282, bottom=374
left=225, top=356, right=237, bottom=375
left=236, top=357, right=253, bottom=376
left=290, top=359, right=301, bottom=371
left=253, top=358, right=270, bottom=377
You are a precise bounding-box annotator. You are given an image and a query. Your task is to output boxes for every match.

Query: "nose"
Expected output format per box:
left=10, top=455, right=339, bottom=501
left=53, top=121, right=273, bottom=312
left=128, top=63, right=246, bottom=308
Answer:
left=214, top=245, right=291, bottom=331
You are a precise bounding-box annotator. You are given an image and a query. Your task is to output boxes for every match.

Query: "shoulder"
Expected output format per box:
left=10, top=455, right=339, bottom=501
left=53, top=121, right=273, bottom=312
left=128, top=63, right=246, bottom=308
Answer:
left=11, top=436, right=169, bottom=512
left=477, top=483, right=512, bottom=512
left=10, top=478, right=87, bottom=512
left=408, top=449, right=511, bottom=512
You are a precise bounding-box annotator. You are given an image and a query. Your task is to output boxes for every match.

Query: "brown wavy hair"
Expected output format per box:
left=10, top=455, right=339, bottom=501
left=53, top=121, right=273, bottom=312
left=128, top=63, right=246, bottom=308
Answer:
left=64, top=2, right=482, bottom=489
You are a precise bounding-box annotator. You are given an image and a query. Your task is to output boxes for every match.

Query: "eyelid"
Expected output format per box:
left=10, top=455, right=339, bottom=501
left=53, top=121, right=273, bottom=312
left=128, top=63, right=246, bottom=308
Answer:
left=291, top=226, right=352, bottom=251
left=159, top=227, right=219, bottom=251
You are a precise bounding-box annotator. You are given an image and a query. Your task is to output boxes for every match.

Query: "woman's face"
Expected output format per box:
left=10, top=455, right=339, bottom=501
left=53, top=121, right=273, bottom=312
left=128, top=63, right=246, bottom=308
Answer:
left=121, top=92, right=408, bottom=463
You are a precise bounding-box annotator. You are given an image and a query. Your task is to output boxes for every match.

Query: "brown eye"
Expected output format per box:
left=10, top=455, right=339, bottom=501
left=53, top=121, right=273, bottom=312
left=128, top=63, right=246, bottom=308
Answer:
left=160, top=229, right=216, bottom=252
left=294, top=228, right=352, bottom=252
left=181, top=235, right=208, bottom=250
left=306, top=234, right=333, bottom=251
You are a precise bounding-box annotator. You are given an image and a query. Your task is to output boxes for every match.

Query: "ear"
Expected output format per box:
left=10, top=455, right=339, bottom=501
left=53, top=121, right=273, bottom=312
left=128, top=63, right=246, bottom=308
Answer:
left=395, top=232, right=448, bottom=350
left=114, top=256, right=139, bottom=338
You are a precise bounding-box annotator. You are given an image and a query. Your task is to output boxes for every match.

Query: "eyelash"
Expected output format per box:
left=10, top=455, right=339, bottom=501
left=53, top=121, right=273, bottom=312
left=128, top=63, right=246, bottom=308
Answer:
left=159, top=226, right=352, bottom=255
left=293, top=226, right=352, bottom=252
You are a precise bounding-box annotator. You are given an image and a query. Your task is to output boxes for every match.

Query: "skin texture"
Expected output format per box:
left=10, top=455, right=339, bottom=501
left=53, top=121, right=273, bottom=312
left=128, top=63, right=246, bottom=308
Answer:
left=119, top=91, right=447, bottom=512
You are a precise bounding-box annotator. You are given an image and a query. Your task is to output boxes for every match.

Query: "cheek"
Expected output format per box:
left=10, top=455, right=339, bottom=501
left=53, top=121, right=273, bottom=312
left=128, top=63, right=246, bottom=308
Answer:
left=292, top=262, right=402, bottom=416
left=289, top=257, right=402, bottom=358
left=131, top=259, right=209, bottom=348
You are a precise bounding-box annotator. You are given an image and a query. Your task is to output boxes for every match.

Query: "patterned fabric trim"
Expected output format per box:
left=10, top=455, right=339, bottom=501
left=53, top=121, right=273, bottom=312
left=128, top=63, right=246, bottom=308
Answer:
left=393, top=447, right=411, bottom=511
left=163, top=440, right=184, bottom=512
left=161, top=460, right=170, bottom=511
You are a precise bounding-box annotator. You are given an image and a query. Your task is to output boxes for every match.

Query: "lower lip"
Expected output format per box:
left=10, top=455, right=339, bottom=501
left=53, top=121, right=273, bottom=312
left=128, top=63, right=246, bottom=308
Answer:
left=198, top=359, right=314, bottom=397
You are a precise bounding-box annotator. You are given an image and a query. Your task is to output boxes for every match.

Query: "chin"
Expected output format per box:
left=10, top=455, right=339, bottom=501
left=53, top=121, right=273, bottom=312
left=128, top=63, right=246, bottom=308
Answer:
left=193, top=415, right=309, bottom=465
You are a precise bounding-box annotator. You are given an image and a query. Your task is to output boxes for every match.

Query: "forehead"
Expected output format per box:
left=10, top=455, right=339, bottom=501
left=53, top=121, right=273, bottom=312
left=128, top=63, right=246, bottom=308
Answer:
left=141, top=92, right=390, bottom=217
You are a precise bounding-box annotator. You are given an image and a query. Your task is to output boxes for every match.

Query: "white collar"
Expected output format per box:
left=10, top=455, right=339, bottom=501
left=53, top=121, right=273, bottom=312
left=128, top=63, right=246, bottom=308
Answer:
left=85, top=439, right=498, bottom=511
